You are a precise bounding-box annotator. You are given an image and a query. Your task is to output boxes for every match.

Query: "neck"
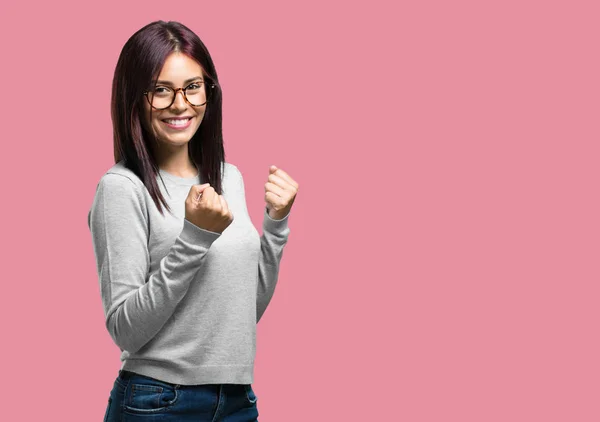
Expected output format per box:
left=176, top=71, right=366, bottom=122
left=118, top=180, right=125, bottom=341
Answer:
left=152, top=142, right=198, bottom=177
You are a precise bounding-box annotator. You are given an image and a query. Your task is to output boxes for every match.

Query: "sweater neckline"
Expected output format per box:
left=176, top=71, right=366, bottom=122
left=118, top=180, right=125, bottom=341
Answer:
left=158, top=168, right=200, bottom=186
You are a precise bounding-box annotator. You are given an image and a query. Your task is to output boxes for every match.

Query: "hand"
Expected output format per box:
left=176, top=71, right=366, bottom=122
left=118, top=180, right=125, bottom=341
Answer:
left=185, top=184, right=234, bottom=234
left=264, top=165, right=299, bottom=220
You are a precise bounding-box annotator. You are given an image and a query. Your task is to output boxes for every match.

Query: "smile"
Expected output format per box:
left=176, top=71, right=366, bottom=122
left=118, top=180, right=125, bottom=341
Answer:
left=162, top=117, right=193, bottom=129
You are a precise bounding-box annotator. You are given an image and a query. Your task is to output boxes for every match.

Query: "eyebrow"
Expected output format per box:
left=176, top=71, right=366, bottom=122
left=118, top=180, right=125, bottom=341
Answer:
left=155, top=77, right=204, bottom=85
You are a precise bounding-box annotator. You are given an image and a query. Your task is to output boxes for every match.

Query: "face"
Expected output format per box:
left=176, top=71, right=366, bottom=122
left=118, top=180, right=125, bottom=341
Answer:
left=142, top=52, right=207, bottom=147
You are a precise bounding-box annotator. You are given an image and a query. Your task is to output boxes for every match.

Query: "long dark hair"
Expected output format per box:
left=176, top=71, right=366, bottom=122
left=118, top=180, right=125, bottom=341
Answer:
left=111, top=20, right=225, bottom=215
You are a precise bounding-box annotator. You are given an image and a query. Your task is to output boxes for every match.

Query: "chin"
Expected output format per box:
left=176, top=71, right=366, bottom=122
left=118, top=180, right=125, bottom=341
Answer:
left=167, top=137, right=193, bottom=146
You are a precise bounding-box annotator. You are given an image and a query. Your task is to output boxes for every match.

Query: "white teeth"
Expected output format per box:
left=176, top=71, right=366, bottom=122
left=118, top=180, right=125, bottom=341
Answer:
left=164, top=118, right=191, bottom=126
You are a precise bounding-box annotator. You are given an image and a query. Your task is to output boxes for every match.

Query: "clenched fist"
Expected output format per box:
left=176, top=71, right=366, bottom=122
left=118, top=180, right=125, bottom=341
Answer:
left=185, top=183, right=233, bottom=234
left=265, top=165, right=299, bottom=220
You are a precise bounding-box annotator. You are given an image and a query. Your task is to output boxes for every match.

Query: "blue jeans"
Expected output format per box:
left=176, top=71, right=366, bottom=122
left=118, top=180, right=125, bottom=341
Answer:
left=103, top=370, right=259, bottom=421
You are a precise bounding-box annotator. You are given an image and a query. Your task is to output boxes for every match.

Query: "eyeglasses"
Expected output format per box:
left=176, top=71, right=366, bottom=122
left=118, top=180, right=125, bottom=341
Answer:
left=144, top=81, right=216, bottom=110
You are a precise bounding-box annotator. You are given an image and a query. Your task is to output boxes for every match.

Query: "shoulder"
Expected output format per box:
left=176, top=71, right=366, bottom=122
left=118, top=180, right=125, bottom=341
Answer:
left=89, top=162, right=148, bottom=227
left=96, top=161, right=145, bottom=199
left=223, top=161, right=243, bottom=179
left=105, top=161, right=144, bottom=185
left=223, top=161, right=239, bottom=172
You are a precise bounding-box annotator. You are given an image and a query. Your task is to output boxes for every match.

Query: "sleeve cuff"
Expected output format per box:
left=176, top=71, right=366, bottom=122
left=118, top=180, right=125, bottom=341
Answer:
left=181, top=218, right=222, bottom=248
left=263, top=207, right=290, bottom=233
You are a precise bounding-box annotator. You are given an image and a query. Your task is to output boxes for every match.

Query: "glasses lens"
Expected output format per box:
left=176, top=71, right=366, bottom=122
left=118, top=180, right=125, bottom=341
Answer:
left=185, top=83, right=208, bottom=106
left=149, top=87, right=174, bottom=109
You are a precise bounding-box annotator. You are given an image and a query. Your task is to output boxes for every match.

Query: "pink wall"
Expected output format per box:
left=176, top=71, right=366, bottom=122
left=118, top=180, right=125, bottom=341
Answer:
left=1, top=0, right=598, bottom=420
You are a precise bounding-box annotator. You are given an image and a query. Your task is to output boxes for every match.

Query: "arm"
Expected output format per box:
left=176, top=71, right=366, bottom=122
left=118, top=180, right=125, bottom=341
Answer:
left=257, top=207, right=290, bottom=322
left=88, top=173, right=220, bottom=353
left=232, top=166, right=291, bottom=322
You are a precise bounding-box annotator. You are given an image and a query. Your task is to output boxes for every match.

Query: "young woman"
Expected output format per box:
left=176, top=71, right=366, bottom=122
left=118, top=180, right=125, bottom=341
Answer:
left=88, top=20, right=298, bottom=421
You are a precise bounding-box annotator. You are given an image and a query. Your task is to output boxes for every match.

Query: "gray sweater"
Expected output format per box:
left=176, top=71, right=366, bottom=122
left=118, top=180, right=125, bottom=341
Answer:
left=87, top=161, right=290, bottom=385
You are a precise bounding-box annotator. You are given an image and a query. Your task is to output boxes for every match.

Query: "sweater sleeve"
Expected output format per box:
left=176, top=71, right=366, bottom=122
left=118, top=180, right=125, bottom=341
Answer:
left=231, top=166, right=291, bottom=323
left=88, top=173, right=221, bottom=353
left=257, top=207, right=291, bottom=322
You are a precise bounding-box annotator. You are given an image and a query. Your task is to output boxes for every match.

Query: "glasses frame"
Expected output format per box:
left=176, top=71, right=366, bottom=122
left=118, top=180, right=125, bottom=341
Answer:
left=143, top=80, right=217, bottom=110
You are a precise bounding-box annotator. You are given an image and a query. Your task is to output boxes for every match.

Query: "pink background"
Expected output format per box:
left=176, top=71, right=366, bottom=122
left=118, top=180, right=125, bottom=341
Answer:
left=1, top=0, right=598, bottom=420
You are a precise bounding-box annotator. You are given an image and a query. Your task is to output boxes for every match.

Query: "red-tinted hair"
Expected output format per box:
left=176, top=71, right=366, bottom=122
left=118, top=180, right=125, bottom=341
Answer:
left=111, top=20, right=225, bottom=215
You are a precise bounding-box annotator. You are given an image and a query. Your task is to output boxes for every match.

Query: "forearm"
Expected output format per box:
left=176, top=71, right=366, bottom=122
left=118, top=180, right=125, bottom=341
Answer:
left=256, top=207, right=290, bottom=322
left=104, top=219, right=220, bottom=353
left=89, top=174, right=220, bottom=353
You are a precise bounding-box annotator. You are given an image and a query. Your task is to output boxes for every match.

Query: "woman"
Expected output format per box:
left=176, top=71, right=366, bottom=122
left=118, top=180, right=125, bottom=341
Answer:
left=88, top=20, right=298, bottom=421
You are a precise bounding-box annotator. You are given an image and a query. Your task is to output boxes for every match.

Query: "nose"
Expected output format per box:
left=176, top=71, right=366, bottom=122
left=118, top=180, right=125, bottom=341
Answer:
left=171, top=89, right=187, bottom=111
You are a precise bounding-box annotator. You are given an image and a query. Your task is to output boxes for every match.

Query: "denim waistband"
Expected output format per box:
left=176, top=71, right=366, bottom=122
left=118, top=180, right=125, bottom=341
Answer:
left=118, top=369, right=184, bottom=388
left=118, top=369, right=141, bottom=380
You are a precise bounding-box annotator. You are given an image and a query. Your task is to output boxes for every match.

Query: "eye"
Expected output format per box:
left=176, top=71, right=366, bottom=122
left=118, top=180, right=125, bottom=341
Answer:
left=148, top=86, right=173, bottom=98
left=186, top=83, right=202, bottom=91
